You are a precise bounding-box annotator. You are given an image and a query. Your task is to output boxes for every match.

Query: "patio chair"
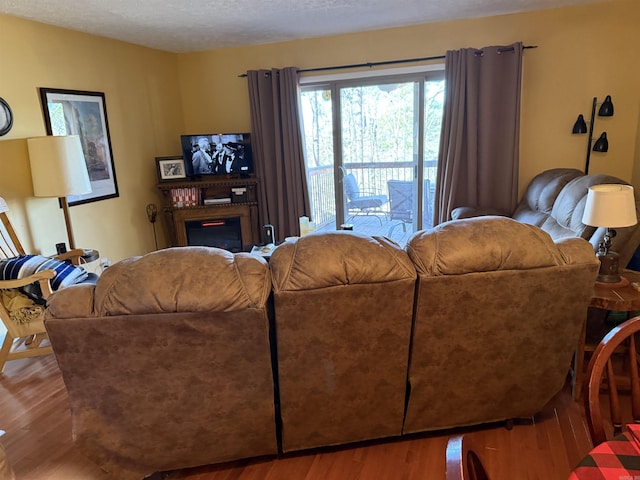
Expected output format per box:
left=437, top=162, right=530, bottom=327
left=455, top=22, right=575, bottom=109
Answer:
left=387, top=180, right=413, bottom=236
left=387, top=179, right=433, bottom=236
left=343, top=172, right=388, bottom=226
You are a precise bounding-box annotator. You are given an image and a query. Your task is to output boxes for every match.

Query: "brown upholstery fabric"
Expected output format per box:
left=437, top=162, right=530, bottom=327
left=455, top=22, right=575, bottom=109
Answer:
left=44, top=247, right=277, bottom=480
left=270, top=232, right=416, bottom=452
left=403, top=216, right=599, bottom=434
left=451, top=168, right=640, bottom=268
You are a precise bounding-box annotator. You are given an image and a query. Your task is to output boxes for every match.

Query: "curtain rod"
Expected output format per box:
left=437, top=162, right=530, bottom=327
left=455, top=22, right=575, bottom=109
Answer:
left=238, top=44, right=537, bottom=77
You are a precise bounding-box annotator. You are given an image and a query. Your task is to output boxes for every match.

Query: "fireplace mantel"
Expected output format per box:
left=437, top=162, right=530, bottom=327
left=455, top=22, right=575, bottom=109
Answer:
left=158, top=177, right=260, bottom=249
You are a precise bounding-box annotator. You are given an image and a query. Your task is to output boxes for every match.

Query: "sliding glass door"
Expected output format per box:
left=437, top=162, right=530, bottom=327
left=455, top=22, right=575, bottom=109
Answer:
left=300, top=71, right=444, bottom=244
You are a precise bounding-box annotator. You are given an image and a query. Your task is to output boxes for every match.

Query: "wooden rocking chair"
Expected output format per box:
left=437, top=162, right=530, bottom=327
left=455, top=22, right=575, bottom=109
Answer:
left=0, top=197, right=85, bottom=373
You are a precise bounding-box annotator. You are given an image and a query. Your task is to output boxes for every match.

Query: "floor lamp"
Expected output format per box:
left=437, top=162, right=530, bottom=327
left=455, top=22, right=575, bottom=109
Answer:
left=27, top=135, right=92, bottom=250
left=572, top=95, right=614, bottom=174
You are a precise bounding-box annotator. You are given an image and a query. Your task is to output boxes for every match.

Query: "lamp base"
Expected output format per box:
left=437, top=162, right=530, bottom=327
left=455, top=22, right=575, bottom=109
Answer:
left=595, top=276, right=629, bottom=288
left=595, top=249, right=622, bottom=285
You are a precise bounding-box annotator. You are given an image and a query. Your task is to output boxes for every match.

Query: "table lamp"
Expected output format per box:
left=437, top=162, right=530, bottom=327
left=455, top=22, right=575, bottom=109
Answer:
left=582, top=184, right=637, bottom=285
left=27, top=135, right=92, bottom=250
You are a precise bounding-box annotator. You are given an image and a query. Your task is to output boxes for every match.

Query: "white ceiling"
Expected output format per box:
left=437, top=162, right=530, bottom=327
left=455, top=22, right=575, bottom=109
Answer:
left=1, top=0, right=607, bottom=53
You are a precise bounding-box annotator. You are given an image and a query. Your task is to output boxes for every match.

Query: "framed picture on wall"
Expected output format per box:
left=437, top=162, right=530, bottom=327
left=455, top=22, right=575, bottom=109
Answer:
left=156, top=156, right=187, bottom=182
left=39, top=87, right=119, bottom=206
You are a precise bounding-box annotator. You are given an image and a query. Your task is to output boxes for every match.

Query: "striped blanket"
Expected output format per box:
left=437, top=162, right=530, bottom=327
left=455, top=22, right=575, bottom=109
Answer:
left=0, top=254, right=89, bottom=291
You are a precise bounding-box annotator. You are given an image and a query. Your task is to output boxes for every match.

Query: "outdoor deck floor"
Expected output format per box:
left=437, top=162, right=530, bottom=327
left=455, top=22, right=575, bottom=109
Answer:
left=316, top=213, right=432, bottom=247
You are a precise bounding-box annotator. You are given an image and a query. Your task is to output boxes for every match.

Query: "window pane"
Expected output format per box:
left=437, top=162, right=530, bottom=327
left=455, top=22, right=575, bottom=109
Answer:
left=300, top=88, right=336, bottom=231
left=300, top=71, right=444, bottom=244
left=423, top=79, right=445, bottom=228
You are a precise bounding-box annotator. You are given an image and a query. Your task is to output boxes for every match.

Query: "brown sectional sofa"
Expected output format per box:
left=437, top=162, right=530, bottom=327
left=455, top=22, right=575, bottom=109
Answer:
left=44, top=217, right=599, bottom=479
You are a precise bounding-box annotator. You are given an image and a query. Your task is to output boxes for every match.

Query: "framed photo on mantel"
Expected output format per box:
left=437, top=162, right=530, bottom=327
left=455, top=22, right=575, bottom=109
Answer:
left=39, top=87, right=119, bottom=206
left=156, top=156, right=187, bottom=182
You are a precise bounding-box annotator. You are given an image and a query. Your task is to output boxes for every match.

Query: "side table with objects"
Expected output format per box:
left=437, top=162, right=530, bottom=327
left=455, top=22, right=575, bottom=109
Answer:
left=572, top=269, right=640, bottom=400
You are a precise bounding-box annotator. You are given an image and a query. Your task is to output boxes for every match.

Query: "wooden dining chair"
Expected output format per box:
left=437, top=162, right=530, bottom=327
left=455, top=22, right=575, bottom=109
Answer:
left=583, top=315, right=640, bottom=446
left=446, top=435, right=491, bottom=480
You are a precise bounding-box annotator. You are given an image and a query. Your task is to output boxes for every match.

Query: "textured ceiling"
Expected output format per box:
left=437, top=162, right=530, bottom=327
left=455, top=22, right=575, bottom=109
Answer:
left=0, top=0, right=608, bottom=53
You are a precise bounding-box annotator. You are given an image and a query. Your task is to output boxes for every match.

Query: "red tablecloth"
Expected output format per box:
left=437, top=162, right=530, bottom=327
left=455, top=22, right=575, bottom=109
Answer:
left=569, top=425, right=640, bottom=479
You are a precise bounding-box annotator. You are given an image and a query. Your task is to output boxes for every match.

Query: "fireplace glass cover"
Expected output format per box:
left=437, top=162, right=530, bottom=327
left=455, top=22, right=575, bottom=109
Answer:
left=185, top=217, right=242, bottom=252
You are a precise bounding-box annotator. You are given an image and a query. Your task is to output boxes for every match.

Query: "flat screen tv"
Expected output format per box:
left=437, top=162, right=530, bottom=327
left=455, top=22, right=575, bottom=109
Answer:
left=181, top=133, right=253, bottom=177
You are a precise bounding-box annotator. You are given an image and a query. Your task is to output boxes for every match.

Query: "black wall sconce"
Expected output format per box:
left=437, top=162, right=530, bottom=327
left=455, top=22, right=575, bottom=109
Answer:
left=572, top=95, right=614, bottom=174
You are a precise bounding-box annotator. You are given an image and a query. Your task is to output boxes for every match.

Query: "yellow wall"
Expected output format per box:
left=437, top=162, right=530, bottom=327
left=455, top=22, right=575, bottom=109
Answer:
left=0, top=15, right=182, bottom=263
left=179, top=0, right=640, bottom=195
left=1, top=0, right=639, bottom=263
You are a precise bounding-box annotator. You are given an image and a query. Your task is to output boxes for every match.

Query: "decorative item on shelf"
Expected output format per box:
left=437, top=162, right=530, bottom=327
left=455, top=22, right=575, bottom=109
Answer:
left=155, top=156, right=187, bottom=182
left=231, top=187, right=248, bottom=203
left=27, top=135, right=92, bottom=250
left=572, top=95, right=614, bottom=174
left=170, top=187, right=199, bottom=208
left=582, top=183, right=637, bottom=285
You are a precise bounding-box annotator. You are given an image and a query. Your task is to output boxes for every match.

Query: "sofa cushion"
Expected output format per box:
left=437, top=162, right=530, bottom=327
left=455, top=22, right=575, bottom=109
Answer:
left=406, top=216, right=565, bottom=275
left=270, top=231, right=416, bottom=292
left=90, top=247, right=270, bottom=316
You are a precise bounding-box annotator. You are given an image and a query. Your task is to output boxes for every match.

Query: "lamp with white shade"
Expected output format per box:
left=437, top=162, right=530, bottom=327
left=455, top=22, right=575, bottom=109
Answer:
left=27, top=135, right=91, bottom=250
left=582, top=184, right=637, bottom=285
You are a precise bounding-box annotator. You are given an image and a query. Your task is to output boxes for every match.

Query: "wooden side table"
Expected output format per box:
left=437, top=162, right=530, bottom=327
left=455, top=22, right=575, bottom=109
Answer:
left=573, top=270, right=640, bottom=400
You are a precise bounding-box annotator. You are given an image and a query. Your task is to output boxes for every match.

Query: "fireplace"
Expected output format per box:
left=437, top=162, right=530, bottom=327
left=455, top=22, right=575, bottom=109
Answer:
left=169, top=203, right=259, bottom=249
left=185, top=217, right=243, bottom=252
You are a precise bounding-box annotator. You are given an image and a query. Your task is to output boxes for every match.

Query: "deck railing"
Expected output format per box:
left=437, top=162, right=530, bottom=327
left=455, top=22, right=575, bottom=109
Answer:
left=307, top=161, right=437, bottom=229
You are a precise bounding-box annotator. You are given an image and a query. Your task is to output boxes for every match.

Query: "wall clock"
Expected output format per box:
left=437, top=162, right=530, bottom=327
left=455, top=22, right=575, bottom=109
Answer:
left=0, top=97, right=14, bottom=136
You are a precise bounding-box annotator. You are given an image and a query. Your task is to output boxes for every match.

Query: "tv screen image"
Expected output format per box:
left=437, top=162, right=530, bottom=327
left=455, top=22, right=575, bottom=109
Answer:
left=181, top=133, right=253, bottom=177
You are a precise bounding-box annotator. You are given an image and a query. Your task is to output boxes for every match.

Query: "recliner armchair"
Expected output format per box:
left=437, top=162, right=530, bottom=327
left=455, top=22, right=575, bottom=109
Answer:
left=451, top=168, right=640, bottom=268
left=269, top=232, right=416, bottom=452
left=44, top=247, right=278, bottom=479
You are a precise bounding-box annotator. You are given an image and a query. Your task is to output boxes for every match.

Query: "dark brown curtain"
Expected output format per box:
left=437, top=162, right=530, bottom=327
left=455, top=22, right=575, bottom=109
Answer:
left=247, top=67, right=311, bottom=240
left=434, top=42, right=523, bottom=224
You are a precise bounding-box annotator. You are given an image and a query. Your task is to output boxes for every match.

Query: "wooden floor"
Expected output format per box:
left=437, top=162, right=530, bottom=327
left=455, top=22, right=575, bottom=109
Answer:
left=1, top=354, right=595, bottom=480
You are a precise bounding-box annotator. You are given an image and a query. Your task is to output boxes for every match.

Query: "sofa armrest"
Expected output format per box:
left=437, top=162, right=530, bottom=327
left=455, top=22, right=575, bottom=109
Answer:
left=451, top=206, right=510, bottom=220
left=45, top=283, right=95, bottom=318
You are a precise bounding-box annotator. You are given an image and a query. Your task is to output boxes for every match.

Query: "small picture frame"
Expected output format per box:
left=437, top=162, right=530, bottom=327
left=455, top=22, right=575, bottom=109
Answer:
left=156, top=156, right=187, bottom=182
